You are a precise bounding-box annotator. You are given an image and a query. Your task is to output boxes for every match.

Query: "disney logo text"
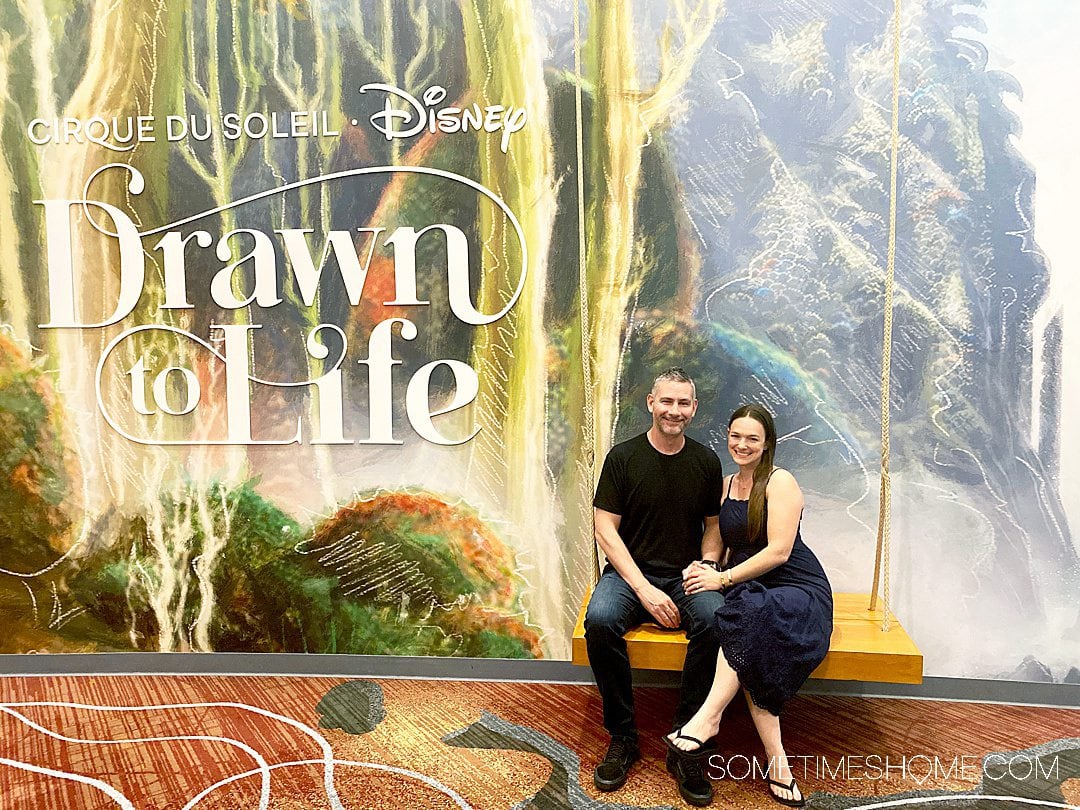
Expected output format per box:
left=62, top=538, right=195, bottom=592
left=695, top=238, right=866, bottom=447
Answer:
left=358, top=84, right=527, bottom=154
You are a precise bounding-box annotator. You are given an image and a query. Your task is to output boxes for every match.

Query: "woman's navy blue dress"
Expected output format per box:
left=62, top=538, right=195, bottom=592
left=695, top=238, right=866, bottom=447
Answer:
left=715, top=487, right=833, bottom=715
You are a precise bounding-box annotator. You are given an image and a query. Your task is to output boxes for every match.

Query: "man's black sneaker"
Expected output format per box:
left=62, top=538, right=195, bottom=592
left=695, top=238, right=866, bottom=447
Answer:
left=666, top=747, right=714, bottom=806
left=593, top=736, right=640, bottom=791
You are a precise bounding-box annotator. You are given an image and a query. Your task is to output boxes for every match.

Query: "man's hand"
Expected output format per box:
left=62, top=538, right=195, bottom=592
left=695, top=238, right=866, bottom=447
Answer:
left=634, top=582, right=681, bottom=628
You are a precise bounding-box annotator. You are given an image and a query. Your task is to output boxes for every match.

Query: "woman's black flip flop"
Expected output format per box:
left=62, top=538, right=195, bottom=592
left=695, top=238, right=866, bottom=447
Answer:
left=766, top=776, right=805, bottom=807
left=662, top=727, right=714, bottom=758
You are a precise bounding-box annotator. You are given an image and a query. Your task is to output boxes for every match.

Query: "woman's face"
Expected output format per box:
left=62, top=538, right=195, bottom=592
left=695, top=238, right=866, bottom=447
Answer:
left=727, top=416, right=766, bottom=468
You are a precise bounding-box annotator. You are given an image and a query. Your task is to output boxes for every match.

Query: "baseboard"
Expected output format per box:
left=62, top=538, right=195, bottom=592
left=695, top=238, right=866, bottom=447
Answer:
left=0, top=654, right=1077, bottom=708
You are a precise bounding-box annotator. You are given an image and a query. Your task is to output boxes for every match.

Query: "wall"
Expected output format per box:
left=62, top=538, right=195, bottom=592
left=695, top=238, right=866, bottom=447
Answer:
left=0, top=0, right=1076, bottom=684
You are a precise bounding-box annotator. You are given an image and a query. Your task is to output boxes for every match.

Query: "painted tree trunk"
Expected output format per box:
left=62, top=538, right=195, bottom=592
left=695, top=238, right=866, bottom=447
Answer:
left=39, top=0, right=180, bottom=517
left=459, top=0, right=563, bottom=654
left=557, top=1, right=723, bottom=621
left=262, top=1, right=343, bottom=510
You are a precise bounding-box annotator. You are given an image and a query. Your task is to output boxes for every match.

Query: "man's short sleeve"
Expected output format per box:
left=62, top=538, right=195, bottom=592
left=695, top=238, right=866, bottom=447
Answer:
left=703, top=447, right=723, bottom=517
left=592, top=449, right=624, bottom=514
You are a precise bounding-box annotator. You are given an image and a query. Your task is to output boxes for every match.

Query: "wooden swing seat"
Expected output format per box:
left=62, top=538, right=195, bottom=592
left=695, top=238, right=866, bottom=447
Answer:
left=571, top=590, right=923, bottom=684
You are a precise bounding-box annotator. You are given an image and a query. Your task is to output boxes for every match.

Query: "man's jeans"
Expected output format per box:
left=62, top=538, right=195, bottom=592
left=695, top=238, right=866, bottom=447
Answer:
left=584, top=566, right=725, bottom=740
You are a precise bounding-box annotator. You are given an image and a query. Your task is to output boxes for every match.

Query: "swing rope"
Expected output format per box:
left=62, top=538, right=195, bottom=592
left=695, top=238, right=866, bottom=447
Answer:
left=870, top=0, right=903, bottom=632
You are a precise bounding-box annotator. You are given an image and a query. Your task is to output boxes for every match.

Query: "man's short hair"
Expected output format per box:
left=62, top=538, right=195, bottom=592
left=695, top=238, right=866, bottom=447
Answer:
left=652, top=367, right=696, bottom=398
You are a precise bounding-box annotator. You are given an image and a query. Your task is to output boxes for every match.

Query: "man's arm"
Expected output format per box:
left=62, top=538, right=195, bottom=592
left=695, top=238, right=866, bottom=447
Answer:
left=700, top=514, right=722, bottom=563
left=594, top=507, right=681, bottom=628
left=682, top=514, right=724, bottom=586
left=685, top=452, right=725, bottom=579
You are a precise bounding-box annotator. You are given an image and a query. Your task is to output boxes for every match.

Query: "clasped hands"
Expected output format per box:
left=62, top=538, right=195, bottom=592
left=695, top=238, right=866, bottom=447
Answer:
left=683, top=559, right=724, bottom=596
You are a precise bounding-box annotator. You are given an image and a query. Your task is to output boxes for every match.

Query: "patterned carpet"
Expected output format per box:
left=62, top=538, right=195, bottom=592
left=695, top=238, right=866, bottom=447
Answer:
left=0, top=675, right=1076, bottom=809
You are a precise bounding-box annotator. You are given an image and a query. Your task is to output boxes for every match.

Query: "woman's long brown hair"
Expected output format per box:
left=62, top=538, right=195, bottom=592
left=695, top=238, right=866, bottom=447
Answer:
left=729, top=404, right=777, bottom=543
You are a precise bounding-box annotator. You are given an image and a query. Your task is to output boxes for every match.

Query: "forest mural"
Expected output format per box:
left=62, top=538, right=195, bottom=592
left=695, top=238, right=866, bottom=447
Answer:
left=0, top=0, right=1076, bottom=683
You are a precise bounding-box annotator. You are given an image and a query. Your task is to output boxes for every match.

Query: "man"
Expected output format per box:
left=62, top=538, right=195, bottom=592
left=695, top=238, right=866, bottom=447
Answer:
left=586, top=367, right=725, bottom=807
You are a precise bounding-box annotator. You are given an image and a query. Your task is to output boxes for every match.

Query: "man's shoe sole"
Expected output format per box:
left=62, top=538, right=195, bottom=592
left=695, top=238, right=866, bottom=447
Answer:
left=666, top=757, right=714, bottom=807
left=593, top=771, right=628, bottom=792
left=594, top=754, right=639, bottom=792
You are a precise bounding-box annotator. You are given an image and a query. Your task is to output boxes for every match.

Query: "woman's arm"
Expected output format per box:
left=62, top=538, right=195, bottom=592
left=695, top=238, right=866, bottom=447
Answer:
left=682, top=469, right=803, bottom=594
left=725, top=469, right=802, bottom=582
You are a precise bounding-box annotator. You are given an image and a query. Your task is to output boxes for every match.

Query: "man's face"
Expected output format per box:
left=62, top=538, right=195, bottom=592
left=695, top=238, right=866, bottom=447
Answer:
left=647, top=380, right=697, bottom=437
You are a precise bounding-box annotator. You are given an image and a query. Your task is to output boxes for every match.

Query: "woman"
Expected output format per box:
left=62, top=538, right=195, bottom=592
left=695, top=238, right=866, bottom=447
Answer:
left=665, top=404, right=833, bottom=807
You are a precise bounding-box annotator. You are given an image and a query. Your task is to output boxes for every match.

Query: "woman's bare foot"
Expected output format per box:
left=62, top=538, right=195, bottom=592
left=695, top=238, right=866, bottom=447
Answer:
left=664, top=712, right=720, bottom=754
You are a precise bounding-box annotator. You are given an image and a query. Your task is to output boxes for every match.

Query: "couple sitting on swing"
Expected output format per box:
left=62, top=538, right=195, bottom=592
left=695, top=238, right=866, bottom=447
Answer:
left=585, top=367, right=833, bottom=807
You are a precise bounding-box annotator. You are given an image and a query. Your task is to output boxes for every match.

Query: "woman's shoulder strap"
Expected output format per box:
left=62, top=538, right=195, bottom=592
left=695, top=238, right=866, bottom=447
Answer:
left=762, top=467, right=780, bottom=504
left=768, top=466, right=795, bottom=484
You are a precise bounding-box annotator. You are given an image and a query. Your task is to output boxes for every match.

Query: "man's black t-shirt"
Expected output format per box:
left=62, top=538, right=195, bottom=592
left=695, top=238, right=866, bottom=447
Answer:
left=593, top=433, right=723, bottom=577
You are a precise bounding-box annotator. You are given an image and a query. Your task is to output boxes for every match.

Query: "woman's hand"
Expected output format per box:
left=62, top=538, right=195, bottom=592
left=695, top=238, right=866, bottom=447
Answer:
left=683, top=561, right=723, bottom=594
